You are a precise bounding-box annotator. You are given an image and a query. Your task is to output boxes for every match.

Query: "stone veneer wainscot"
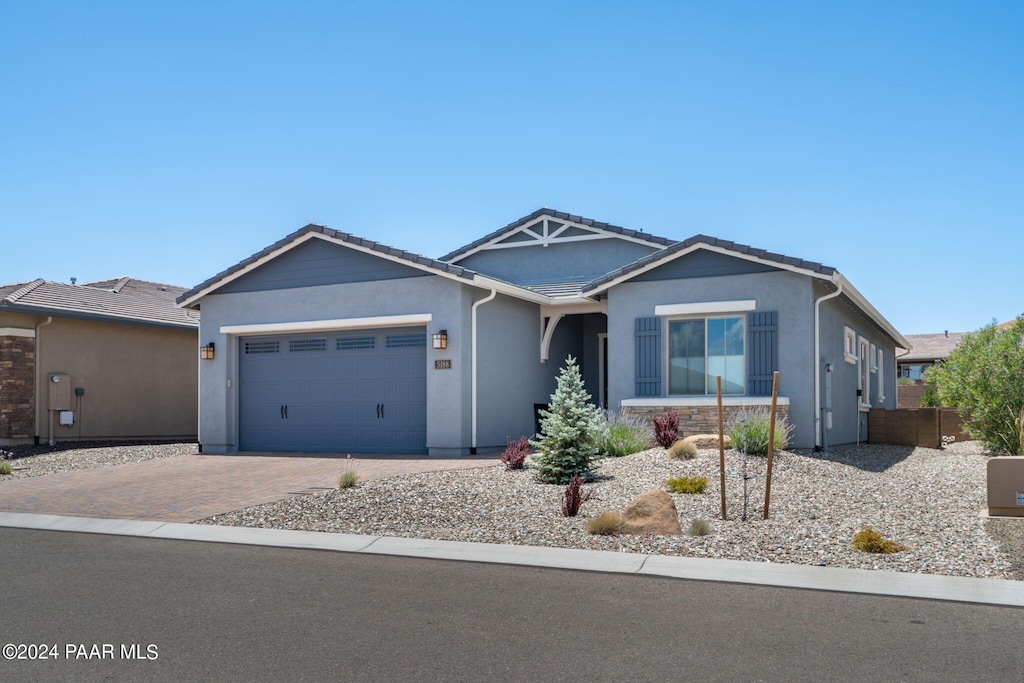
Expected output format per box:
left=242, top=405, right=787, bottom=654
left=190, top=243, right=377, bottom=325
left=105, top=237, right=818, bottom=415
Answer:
left=0, top=334, right=35, bottom=439
left=620, top=397, right=790, bottom=437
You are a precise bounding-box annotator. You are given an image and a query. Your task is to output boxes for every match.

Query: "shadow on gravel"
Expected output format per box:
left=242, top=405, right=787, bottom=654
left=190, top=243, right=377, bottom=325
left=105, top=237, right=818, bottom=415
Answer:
left=789, top=444, right=918, bottom=473
left=2, top=440, right=197, bottom=461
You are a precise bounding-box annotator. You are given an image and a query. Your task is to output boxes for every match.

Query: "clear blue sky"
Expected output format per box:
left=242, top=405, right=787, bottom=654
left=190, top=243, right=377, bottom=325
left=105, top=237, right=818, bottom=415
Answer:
left=2, top=1, right=1021, bottom=335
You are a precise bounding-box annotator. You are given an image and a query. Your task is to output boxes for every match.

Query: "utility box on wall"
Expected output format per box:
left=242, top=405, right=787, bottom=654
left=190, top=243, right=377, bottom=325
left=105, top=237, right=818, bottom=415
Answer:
left=48, top=373, right=72, bottom=411
left=988, top=457, right=1024, bottom=517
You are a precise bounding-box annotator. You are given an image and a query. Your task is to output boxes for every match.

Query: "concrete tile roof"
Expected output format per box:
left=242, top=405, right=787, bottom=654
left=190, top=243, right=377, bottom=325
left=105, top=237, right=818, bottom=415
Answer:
left=900, top=332, right=967, bottom=362
left=177, top=223, right=477, bottom=307
left=438, top=207, right=676, bottom=263
left=1, top=277, right=198, bottom=329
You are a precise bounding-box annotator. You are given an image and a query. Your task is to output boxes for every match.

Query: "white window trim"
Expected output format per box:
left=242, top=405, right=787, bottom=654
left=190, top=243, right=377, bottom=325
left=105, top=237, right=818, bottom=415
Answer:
left=858, top=337, right=871, bottom=409
left=877, top=348, right=886, bottom=404
left=870, top=343, right=878, bottom=372
left=844, top=326, right=857, bottom=364
left=654, top=300, right=756, bottom=317
left=665, top=314, right=747, bottom=397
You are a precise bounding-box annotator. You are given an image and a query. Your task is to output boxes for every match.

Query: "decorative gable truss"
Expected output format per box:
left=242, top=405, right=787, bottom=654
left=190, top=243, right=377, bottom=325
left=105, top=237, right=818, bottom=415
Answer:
left=456, top=215, right=661, bottom=258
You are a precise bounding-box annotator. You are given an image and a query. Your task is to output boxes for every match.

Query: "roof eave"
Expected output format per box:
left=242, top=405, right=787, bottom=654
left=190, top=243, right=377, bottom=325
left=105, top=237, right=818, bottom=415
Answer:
left=835, top=274, right=910, bottom=350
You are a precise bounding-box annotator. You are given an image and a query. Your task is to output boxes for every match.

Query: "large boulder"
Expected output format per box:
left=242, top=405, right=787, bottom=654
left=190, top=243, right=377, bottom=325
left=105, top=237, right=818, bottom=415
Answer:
left=683, top=434, right=732, bottom=450
left=620, top=489, right=682, bottom=535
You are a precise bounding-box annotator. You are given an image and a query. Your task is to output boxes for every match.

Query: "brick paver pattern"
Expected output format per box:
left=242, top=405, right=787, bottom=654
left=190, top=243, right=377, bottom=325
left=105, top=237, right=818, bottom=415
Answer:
left=0, top=452, right=500, bottom=523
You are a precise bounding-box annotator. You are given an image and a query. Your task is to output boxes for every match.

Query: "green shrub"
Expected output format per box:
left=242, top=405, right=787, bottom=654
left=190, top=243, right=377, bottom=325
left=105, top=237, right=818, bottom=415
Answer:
left=531, top=356, right=605, bottom=483
left=853, top=526, right=906, bottom=554
left=595, top=411, right=652, bottom=457
left=931, top=319, right=1024, bottom=454
left=586, top=511, right=624, bottom=536
left=896, top=377, right=914, bottom=386
left=726, top=408, right=792, bottom=455
left=667, top=439, right=698, bottom=460
left=0, top=461, right=11, bottom=475
left=689, top=518, right=712, bottom=536
left=665, top=476, right=708, bottom=494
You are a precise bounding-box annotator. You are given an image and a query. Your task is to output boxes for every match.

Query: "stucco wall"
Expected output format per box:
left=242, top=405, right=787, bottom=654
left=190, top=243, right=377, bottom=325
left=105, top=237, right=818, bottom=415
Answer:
left=0, top=313, right=197, bottom=442
left=196, top=275, right=473, bottom=455
left=606, top=270, right=818, bottom=448
left=454, top=238, right=658, bottom=285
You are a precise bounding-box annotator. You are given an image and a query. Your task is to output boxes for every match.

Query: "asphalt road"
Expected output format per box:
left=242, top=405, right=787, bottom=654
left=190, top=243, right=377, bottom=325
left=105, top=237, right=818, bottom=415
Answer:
left=1, top=528, right=1020, bottom=682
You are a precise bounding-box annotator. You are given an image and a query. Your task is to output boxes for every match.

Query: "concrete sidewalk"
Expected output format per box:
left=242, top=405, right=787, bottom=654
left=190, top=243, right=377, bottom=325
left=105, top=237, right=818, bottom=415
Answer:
left=1, top=511, right=1022, bottom=608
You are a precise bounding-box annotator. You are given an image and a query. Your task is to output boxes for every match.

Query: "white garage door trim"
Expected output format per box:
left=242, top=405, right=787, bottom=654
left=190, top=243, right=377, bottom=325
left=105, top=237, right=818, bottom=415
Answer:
left=221, top=313, right=432, bottom=336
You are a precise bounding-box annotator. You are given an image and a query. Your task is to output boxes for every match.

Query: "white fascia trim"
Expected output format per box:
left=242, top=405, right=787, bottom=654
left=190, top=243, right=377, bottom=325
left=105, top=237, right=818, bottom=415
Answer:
left=0, top=327, right=36, bottom=337
left=220, top=314, right=433, bottom=336
left=654, top=300, right=756, bottom=317
left=836, top=274, right=910, bottom=350
left=622, top=397, right=790, bottom=407
left=178, top=232, right=472, bottom=309
left=584, top=243, right=835, bottom=296
left=471, top=276, right=553, bottom=305
left=450, top=214, right=665, bottom=263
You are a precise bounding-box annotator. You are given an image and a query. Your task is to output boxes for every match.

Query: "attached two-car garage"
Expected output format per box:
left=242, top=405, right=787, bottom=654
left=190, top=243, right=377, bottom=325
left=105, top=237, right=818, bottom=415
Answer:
left=237, top=326, right=427, bottom=453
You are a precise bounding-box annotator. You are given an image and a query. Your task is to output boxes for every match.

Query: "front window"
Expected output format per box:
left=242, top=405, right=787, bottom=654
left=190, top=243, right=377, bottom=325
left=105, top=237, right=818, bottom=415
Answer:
left=669, top=316, right=745, bottom=395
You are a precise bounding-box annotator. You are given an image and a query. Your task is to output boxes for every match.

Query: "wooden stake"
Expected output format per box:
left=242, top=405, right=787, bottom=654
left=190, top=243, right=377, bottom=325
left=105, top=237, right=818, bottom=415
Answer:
left=764, top=370, right=780, bottom=520
left=717, top=375, right=726, bottom=520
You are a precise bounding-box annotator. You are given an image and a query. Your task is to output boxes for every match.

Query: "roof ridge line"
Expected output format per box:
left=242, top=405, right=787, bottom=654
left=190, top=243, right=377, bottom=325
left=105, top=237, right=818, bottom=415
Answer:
left=2, top=278, right=46, bottom=304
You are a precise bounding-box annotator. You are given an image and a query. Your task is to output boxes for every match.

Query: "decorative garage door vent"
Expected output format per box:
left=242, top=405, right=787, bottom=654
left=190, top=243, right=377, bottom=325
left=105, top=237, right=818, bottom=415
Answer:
left=386, top=333, right=427, bottom=348
left=288, top=338, right=327, bottom=353
left=244, top=340, right=280, bottom=355
left=337, top=335, right=375, bottom=350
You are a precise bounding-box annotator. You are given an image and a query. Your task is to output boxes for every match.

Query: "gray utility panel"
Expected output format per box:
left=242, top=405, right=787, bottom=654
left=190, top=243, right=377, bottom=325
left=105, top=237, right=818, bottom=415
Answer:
left=238, top=326, right=427, bottom=453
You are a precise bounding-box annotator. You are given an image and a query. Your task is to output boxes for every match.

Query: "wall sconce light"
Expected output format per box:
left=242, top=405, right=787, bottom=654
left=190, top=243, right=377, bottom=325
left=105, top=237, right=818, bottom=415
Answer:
left=431, top=330, right=448, bottom=350
left=200, top=342, right=215, bottom=360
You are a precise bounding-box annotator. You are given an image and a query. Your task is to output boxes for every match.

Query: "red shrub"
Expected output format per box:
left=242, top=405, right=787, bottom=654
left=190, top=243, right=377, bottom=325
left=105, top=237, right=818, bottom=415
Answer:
left=653, top=411, right=679, bottom=448
left=501, top=435, right=531, bottom=470
left=561, top=475, right=593, bottom=517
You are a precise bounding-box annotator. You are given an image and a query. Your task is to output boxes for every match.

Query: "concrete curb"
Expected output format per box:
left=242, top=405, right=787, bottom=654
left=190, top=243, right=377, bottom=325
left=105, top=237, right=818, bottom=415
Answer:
left=1, top=511, right=1022, bottom=607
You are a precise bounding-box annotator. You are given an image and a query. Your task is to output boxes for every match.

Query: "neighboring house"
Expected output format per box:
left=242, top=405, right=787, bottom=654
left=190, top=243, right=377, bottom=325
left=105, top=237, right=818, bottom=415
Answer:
left=177, top=208, right=908, bottom=455
left=0, top=277, right=199, bottom=445
left=896, top=331, right=965, bottom=408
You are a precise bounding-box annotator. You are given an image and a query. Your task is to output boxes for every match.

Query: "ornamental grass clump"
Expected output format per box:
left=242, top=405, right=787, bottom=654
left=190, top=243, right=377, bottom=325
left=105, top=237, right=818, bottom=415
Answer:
left=726, top=408, right=792, bottom=455
left=0, top=461, right=10, bottom=476
left=531, top=356, right=605, bottom=484
left=501, top=435, right=530, bottom=470
left=561, top=475, right=594, bottom=517
left=337, top=455, right=359, bottom=489
left=853, top=526, right=906, bottom=554
left=667, top=439, right=698, bottom=460
left=652, top=411, right=679, bottom=448
left=689, top=518, right=712, bottom=536
left=595, top=411, right=653, bottom=457
left=665, top=476, right=708, bottom=494
left=586, top=511, right=624, bottom=536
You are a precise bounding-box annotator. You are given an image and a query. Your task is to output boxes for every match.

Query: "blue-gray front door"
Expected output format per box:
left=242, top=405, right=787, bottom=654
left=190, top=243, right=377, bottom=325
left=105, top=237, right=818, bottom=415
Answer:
left=238, top=327, right=427, bottom=453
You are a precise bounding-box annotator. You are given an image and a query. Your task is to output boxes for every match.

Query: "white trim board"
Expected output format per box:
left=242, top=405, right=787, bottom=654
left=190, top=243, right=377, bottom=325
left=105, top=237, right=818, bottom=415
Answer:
left=622, top=397, right=790, bottom=407
left=0, top=327, right=36, bottom=338
left=220, top=314, right=433, bottom=336
left=654, top=300, right=756, bottom=317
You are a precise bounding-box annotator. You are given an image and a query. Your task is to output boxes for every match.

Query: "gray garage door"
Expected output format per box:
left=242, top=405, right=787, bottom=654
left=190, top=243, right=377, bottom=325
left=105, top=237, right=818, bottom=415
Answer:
left=238, top=326, right=427, bottom=454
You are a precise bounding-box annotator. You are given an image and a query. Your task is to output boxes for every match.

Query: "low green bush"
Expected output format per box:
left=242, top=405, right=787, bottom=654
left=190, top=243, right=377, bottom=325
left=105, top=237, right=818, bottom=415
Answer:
left=689, top=518, right=712, bottom=536
left=586, top=511, right=624, bottom=536
left=665, top=476, right=708, bottom=494
left=0, top=461, right=11, bottom=476
left=595, top=411, right=652, bottom=457
left=667, top=439, right=698, bottom=460
left=726, top=408, right=793, bottom=455
left=338, top=455, right=359, bottom=489
left=853, top=526, right=905, bottom=554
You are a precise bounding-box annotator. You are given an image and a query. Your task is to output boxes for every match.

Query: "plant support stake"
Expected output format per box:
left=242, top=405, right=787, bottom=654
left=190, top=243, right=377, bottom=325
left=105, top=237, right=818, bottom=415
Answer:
left=763, top=371, right=780, bottom=519
left=717, top=375, right=727, bottom=520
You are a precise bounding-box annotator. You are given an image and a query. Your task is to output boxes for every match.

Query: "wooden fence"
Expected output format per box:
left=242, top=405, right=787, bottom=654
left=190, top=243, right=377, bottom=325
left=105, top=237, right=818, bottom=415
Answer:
left=868, top=408, right=968, bottom=448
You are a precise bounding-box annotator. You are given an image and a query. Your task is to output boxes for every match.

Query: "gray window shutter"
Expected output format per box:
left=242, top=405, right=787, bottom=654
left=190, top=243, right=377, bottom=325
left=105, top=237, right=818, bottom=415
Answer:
left=747, top=311, right=778, bottom=396
left=635, top=316, right=661, bottom=396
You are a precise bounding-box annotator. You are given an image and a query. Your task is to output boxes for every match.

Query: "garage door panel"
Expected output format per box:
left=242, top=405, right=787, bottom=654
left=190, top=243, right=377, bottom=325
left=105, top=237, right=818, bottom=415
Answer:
left=239, top=326, right=427, bottom=454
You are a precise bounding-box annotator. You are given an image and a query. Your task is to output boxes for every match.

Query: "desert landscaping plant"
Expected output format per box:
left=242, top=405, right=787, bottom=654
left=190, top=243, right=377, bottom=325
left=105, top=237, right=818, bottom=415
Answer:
left=531, top=356, right=605, bottom=484
left=930, top=319, right=1024, bottom=454
left=501, top=435, right=531, bottom=470
left=689, top=518, right=712, bottom=536
left=726, top=408, right=792, bottom=455
left=665, top=476, right=708, bottom=494
left=0, top=461, right=10, bottom=476
left=595, top=411, right=652, bottom=457
left=667, top=439, right=698, bottom=460
left=652, top=411, right=679, bottom=448
left=586, top=511, right=624, bottom=535
left=561, top=475, right=594, bottom=517
left=853, top=526, right=906, bottom=554
left=337, top=455, right=359, bottom=489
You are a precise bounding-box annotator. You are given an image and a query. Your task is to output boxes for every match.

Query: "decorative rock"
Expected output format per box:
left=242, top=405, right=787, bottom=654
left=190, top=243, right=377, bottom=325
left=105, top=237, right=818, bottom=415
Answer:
left=683, top=434, right=732, bottom=449
left=620, top=489, right=682, bottom=535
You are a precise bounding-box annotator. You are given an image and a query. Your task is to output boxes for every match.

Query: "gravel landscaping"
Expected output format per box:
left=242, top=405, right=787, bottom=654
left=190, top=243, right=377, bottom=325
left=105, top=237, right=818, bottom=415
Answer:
left=201, top=440, right=1022, bottom=580
left=0, top=441, right=196, bottom=480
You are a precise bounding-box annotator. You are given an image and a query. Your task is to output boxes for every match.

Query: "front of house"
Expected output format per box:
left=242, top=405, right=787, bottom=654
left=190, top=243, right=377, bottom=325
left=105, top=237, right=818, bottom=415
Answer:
left=177, top=209, right=908, bottom=455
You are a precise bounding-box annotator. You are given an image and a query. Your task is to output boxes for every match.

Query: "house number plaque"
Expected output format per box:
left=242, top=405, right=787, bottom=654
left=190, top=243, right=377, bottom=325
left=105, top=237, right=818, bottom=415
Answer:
left=435, top=359, right=452, bottom=370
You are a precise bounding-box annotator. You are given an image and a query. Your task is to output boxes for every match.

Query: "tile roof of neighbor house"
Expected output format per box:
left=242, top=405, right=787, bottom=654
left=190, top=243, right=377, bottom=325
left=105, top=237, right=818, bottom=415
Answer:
left=584, top=233, right=837, bottom=292
left=177, top=223, right=477, bottom=307
left=900, top=332, right=967, bottom=362
left=437, top=207, right=677, bottom=262
left=0, top=277, right=198, bottom=329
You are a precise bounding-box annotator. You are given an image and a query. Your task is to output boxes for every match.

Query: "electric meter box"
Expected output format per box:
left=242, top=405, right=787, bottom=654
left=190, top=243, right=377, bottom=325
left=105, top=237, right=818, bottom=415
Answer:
left=59, top=411, right=75, bottom=426
left=987, top=456, right=1024, bottom=517
left=48, top=373, right=72, bottom=411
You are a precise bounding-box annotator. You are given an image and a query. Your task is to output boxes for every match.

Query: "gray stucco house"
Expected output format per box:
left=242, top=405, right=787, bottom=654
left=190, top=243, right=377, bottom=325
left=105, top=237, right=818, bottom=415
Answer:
left=177, top=208, right=908, bottom=455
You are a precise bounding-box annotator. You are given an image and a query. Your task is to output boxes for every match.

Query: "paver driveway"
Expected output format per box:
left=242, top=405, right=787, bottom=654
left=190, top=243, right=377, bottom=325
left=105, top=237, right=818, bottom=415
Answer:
left=0, top=452, right=499, bottom=522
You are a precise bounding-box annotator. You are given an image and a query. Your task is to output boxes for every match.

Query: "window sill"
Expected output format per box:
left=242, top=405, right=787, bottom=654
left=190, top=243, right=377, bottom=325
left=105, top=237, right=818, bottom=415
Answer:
left=623, top=396, right=790, bottom=408
left=844, top=354, right=857, bottom=365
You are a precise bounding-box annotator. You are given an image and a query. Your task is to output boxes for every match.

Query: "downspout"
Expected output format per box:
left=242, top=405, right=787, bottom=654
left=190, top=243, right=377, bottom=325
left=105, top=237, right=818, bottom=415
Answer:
left=814, top=277, right=843, bottom=450
left=34, top=316, right=53, bottom=445
left=471, top=288, right=497, bottom=454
